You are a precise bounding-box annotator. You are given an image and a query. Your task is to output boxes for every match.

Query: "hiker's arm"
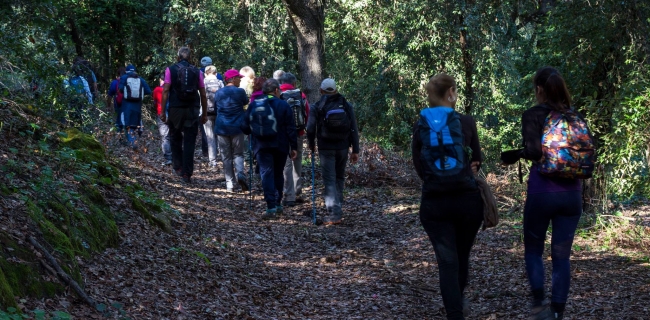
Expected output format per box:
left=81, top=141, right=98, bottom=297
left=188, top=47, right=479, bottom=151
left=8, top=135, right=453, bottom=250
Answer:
left=198, top=87, right=208, bottom=124
left=468, top=116, right=482, bottom=172
left=348, top=103, right=360, bottom=163
left=240, top=102, right=252, bottom=135
left=411, top=122, right=424, bottom=180
left=160, top=83, right=170, bottom=122
left=142, top=80, right=152, bottom=95
left=285, top=102, right=298, bottom=152
left=521, top=108, right=543, bottom=162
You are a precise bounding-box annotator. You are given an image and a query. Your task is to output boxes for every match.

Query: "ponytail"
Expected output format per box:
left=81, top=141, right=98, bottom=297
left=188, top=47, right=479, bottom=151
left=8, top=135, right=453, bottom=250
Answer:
left=533, top=67, right=571, bottom=111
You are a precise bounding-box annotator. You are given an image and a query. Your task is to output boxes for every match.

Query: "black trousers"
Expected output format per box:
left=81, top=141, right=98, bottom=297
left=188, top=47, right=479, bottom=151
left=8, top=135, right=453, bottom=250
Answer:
left=419, top=191, right=483, bottom=320
left=168, top=108, right=199, bottom=177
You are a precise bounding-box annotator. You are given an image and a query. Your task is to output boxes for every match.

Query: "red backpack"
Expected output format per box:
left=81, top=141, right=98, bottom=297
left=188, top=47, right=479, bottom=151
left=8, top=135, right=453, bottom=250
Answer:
left=113, top=80, right=123, bottom=106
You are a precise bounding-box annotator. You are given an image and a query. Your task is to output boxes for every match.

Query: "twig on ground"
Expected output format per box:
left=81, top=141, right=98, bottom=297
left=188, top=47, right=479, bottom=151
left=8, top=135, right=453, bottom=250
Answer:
left=27, top=236, right=97, bottom=307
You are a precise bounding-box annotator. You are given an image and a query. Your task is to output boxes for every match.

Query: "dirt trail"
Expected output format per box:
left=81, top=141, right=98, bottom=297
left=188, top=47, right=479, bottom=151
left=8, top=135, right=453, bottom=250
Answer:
left=33, top=131, right=650, bottom=319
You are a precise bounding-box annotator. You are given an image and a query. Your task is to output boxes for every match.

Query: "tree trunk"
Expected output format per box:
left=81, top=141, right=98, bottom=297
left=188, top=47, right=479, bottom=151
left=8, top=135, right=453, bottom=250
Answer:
left=459, top=10, right=474, bottom=115
left=282, top=0, right=325, bottom=105
left=67, top=17, right=84, bottom=57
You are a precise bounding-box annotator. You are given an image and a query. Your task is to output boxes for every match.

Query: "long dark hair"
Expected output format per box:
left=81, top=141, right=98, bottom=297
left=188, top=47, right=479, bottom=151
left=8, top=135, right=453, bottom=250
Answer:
left=533, top=66, right=571, bottom=111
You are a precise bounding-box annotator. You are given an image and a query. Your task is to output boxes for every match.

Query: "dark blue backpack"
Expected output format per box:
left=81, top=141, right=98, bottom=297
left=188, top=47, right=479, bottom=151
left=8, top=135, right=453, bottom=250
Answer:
left=249, top=97, right=278, bottom=139
left=69, top=76, right=86, bottom=95
left=418, top=107, right=476, bottom=192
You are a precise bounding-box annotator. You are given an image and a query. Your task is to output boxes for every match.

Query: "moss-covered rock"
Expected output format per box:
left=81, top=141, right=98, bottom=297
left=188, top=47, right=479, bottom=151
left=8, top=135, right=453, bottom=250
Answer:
left=59, top=128, right=118, bottom=180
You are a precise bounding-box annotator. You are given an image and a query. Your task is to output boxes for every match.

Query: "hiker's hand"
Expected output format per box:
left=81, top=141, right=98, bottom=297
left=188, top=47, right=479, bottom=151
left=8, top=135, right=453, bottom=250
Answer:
left=159, top=114, right=167, bottom=123
left=200, top=114, right=208, bottom=125
left=290, top=150, right=298, bottom=160
left=471, top=161, right=480, bottom=175
left=350, top=153, right=359, bottom=164
left=309, top=145, right=315, bottom=153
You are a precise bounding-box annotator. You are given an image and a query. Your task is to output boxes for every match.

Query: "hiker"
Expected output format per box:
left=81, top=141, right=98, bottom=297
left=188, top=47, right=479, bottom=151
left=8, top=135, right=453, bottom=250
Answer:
left=249, top=76, right=267, bottom=103
left=118, top=64, right=152, bottom=148
left=279, top=72, right=310, bottom=206
left=505, top=67, right=592, bottom=320
left=204, top=65, right=225, bottom=169
left=64, top=68, right=92, bottom=126
left=152, top=73, right=172, bottom=165
left=73, top=57, right=98, bottom=98
left=306, top=78, right=360, bottom=225
left=159, top=47, right=208, bottom=183
left=214, top=69, right=249, bottom=192
left=241, top=79, right=298, bottom=219
left=239, top=66, right=255, bottom=97
left=196, top=56, right=214, bottom=159
left=411, top=74, right=483, bottom=320
left=200, top=56, right=223, bottom=81
left=108, top=67, right=126, bottom=133
left=273, top=69, right=285, bottom=81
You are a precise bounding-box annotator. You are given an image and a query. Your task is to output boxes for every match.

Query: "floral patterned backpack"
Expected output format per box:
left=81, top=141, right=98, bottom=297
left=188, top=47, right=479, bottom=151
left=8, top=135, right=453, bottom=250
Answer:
left=538, top=108, right=595, bottom=179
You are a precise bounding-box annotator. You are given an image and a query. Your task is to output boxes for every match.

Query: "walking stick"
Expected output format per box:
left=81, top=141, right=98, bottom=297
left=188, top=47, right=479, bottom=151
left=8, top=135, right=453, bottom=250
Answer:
left=249, top=136, right=253, bottom=210
left=311, top=151, right=317, bottom=225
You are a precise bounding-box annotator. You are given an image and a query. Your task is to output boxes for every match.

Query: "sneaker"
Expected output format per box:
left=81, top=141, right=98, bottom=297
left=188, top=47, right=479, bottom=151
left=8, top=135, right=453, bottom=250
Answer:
left=550, top=306, right=564, bottom=320
left=261, top=208, right=277, bottom=220
left=173, top=168, right=183, bottom=176
left=322, top=215, right=342, bottom=225
left=237, top=173, right=249, bottom=192
left=164, top=159, right=172, bottom=166
left=275, top=204, right=284, bottom=215
left=181, top=174, right=191, bottom=183
left=226, top=188, right=234, bottom=193
left=282, top=200, right=296, bottom=207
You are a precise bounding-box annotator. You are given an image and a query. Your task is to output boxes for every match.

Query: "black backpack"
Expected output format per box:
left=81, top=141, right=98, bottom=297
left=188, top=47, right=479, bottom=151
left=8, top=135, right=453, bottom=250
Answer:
left=174, top=63, right=199, bottom=101
left=418, top=107, right=476, bottom=192
left=249, top=97, right=278, bottom=139
left=280, top=89, right=307, bottom=131
left=320, top=95, right=351, bottom=140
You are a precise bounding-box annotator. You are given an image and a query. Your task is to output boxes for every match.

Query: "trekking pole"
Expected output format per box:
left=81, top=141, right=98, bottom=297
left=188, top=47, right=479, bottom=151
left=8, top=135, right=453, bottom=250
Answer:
left=249, top=136, right=253, bottom=210
left=311, top=151, right=317, bottom=225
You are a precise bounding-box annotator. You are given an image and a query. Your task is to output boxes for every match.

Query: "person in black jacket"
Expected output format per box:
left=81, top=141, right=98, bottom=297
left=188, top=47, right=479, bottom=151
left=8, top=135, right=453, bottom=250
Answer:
left=241, top=79, right=298, bottom=220
left=519, top=67, right=583, bottom=320
left=306, top=78, right=360, bottom=225
left=411, top=74, right=482, bottom=320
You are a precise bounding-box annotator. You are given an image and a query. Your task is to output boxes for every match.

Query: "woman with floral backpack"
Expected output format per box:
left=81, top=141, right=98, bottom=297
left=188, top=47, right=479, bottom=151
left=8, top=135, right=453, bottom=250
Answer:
left=503, top=66, right=595, bottom=320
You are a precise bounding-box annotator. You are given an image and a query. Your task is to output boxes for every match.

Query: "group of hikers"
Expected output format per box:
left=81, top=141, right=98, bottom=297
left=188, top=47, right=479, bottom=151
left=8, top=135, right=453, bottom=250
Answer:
left=67, top=46, right=594, bottom=320
left=102, top=47, right=359, bottom=226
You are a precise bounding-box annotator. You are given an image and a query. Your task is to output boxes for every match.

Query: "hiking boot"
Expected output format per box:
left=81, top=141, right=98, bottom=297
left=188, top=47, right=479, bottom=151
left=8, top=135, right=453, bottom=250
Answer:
left=282, top=200, right=296, bottom=207
left=294, top=197, right=306, bottom=204
left=173, top=168, right=183, bottom=176
left=322, top=215, right=342, bottom=225
left=237, top=173, right=249, bottom=192
left=530, top=305, right=554, bottom=320
left=181, top=174, right=191, bottom=183
left=550, top=306, right=564, bottom=320
left=261, top=208, right=277, bottom=220
left=275, top=204, right=284, bottom=215
left=163, top=159, right=172, bottom=166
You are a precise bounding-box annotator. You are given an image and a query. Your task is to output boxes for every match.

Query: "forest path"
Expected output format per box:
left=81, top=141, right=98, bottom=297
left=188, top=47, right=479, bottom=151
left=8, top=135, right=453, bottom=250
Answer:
left=75, top=130, right=650, bottom=319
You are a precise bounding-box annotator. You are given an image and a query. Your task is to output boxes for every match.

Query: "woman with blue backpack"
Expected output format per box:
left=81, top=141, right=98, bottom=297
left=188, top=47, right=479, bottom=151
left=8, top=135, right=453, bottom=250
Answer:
left=411, top=74, right=483, bottom=320
left=502, top=66, right=595, bottom=320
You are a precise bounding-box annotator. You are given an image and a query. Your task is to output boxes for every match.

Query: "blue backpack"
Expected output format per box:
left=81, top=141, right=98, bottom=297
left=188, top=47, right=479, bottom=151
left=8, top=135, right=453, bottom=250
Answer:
left=418, top=107, right=476, bottom=192
left=249, top=97, right=278, bottom=139
left=69, top=76, right=86, bottom=95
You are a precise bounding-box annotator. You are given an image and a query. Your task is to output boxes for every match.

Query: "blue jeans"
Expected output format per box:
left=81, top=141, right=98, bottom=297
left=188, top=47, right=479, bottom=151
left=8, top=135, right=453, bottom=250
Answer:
left=524, top=191, right=582, bottom=305
left=256, top=148, right=288, bottom=209
left=419, top=191, right=483, bottom=320
left=318, top=149, right=348, bottom=217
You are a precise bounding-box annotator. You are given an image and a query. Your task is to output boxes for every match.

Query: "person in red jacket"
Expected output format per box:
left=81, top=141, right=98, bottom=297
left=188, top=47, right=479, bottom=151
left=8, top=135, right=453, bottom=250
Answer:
left=152, top=74, right=172, bottom=165
left=278, top=72, right=310, bottom=206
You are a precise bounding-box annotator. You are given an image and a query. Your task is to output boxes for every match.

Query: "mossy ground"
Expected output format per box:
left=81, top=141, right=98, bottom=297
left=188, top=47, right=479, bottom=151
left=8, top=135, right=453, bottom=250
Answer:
left=0, top=123, right=170, bottom=309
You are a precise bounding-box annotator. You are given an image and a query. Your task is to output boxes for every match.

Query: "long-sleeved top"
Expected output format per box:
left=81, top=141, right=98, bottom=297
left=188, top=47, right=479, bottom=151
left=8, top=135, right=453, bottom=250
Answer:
left=214, top=85, right=249, bottom=135
left=521, top=105, right=581, bottom=194
left=306, top=93, right=360, bottom=153
left=280, top=83, right=310, bottom=136
left=107, top=79, right=120, bottom=108
left=241, top=95, right=298, bottom=155
left=411, top=111, right=482, bottom=181
left=152, top=85, right=164, bottom=116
